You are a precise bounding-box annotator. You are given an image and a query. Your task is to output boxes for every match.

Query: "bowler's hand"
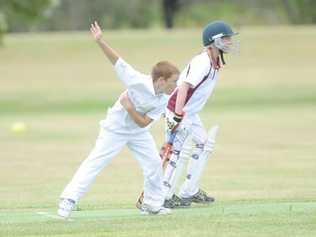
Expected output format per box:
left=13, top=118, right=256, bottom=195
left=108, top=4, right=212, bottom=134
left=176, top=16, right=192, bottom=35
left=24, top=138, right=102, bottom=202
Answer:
left=120, top=91, right=134, bottom=111
left=90, top=21, right=103, bottom=41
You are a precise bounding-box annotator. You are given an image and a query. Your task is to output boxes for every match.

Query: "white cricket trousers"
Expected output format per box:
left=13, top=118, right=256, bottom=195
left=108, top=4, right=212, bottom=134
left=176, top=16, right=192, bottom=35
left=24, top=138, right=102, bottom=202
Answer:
left=60, top=127, right=165, bottom=209
left=164, top=110, right=209, bottom=198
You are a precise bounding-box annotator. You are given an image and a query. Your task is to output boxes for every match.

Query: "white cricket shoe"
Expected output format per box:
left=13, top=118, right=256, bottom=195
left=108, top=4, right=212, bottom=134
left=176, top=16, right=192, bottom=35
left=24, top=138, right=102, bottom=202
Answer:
left=57, top=198, right=76, bottom=218
left=140, top=204, right=171, bottom=215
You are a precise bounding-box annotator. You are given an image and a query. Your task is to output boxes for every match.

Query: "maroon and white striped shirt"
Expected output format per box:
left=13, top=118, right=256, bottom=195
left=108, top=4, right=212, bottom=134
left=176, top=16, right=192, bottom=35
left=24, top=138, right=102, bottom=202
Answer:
left=167, top=51, right=218, bottom=116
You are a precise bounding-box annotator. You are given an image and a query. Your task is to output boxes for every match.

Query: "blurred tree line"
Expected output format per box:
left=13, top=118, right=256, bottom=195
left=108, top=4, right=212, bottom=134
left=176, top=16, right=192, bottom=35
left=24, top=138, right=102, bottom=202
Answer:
left=0, top=0, right=315, bottom=44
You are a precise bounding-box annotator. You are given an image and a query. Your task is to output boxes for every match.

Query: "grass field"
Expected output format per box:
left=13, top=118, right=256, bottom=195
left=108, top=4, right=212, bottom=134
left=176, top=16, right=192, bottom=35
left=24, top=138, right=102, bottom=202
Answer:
left=1, top=26, right=316, bottom=236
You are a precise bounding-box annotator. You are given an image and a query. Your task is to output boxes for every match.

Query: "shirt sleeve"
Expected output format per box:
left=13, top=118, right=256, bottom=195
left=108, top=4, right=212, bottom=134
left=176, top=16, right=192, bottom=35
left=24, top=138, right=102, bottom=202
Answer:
left=146, top=103, right=165, bottom=121
left=182, top=55, right=210, bottom=87
left=114, top=58, right=144, bottom=88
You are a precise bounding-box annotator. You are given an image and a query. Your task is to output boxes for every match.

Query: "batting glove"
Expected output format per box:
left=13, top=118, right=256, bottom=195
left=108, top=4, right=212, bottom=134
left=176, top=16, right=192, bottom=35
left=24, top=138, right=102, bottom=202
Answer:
left=166, top=112, right=183, bottom=131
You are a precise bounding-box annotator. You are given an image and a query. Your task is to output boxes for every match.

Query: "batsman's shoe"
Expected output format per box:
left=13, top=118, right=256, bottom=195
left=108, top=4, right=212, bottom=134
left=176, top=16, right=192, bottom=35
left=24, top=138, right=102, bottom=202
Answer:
left=140, top=204, right=171, bottom=215
left=164, top=194, right=191, bottom=208
left=182, top=189, right=215, bottom=204
left=58, top=198, right=76, bottom=218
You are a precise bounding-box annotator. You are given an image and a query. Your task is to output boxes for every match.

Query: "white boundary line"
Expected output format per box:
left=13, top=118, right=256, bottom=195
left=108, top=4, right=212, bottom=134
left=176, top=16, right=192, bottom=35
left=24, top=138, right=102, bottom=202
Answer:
left=36, top=211, right=74, bottom=221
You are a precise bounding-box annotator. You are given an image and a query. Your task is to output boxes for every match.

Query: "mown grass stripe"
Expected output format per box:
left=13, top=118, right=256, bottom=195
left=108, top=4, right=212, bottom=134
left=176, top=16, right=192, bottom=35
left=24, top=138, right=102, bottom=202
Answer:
left=1, top=201, right=315, bottom=224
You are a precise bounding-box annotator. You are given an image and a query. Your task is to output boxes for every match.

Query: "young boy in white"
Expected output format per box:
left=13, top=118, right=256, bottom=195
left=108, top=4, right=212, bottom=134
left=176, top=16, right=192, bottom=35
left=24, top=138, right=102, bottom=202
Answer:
left=162, top=20, right=238, bottom=207
left=58, top=21, right=179, bottom=218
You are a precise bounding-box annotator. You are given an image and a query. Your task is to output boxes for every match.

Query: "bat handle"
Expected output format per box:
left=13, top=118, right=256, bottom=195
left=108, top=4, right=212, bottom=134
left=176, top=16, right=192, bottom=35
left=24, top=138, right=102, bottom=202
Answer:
left=167, top=131, right=177, bottom=144
left=162, top=144, right=172, bottom=157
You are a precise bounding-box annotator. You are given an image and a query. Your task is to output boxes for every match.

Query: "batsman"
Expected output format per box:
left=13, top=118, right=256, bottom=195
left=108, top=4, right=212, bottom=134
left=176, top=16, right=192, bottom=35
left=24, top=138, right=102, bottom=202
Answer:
left=162, top=20, right=238, bottom=208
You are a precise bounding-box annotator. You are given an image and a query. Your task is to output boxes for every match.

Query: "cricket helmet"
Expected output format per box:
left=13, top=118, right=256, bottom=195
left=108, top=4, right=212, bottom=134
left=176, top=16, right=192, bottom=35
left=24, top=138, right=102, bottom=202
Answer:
left=202, top=20, right=238, bottom=66
left=202, top=20, right=237, bottom=47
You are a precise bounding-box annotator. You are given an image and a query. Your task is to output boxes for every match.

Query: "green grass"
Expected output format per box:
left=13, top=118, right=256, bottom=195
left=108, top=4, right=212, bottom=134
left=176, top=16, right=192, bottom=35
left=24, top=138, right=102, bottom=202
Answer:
left=0, top=26, right=316, bottom=236
left=1, top=202, right=316, bottom=237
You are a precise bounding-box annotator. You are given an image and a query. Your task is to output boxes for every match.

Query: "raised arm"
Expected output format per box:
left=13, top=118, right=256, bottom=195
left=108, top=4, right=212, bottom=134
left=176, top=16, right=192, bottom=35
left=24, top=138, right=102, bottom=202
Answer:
left=120, top=92, right=153, bottom=128
left=90, top=21, right=119, bottom=65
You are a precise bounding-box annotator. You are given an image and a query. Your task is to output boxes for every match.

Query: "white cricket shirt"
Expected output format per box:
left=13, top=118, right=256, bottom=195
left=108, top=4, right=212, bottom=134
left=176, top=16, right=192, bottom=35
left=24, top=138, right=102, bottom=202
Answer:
left=100, top=58, right=168, bottom=134
left=167, top=51, right=218, bottom=117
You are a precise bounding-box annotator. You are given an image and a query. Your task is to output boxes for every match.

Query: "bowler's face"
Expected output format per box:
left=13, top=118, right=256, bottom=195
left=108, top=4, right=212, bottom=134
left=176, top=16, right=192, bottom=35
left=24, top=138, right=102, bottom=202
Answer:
left=164, top=74, right=178, bottom=95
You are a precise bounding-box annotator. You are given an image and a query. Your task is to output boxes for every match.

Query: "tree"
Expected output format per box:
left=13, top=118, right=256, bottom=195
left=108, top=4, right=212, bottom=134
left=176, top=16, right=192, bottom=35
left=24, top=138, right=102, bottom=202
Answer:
left=0, top=0, right=52, bottom=45
left=0, top=12, right=7, bottom=45
left=283, top=0, right=316, bottom=24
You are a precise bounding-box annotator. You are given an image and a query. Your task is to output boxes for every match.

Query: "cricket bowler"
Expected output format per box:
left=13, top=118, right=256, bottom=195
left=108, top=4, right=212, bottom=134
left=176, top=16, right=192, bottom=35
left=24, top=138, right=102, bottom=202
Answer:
left=57, top=21, right=179, bottom=218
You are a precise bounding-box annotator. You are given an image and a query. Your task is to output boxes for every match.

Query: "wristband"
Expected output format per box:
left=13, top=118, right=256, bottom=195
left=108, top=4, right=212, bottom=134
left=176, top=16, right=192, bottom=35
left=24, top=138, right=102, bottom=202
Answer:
left=173, top=112, right=183, bottom=123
